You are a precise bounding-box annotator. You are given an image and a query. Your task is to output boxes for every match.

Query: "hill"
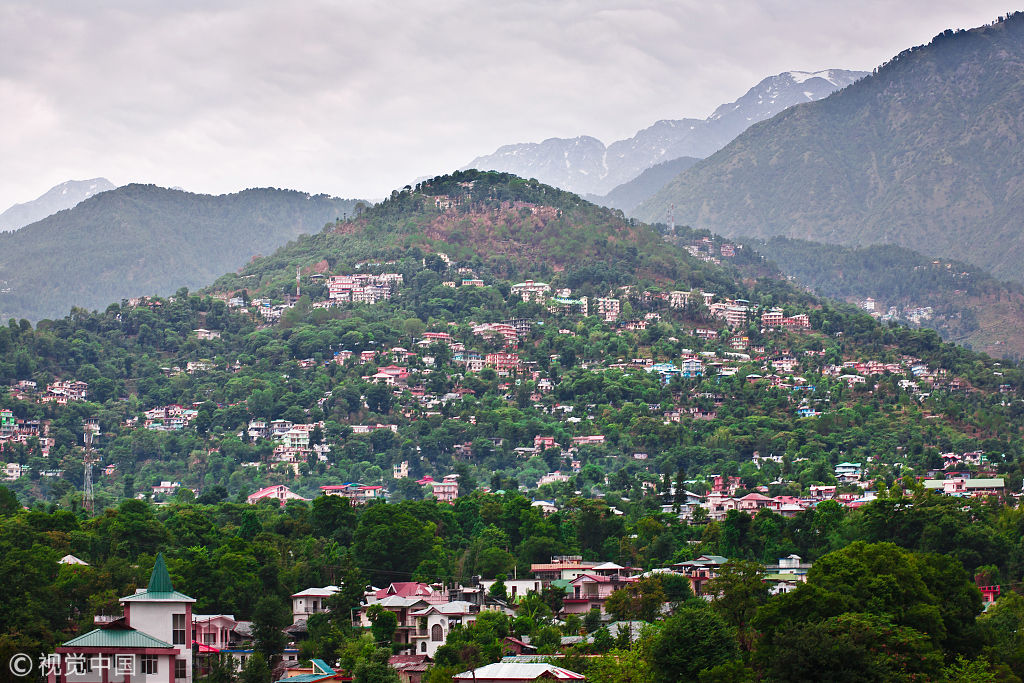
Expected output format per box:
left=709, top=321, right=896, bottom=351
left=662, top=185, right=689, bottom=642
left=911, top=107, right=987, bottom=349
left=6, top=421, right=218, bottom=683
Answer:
left=0, top=178, right=116, bottom=231
left=748, top=236, right=1024, bottom=360
left=462, top=69, right=865, bottom=196
left=4, top=171, right=1024, bottom=678
left=585, top=156, right=701, bottom=213
left=211, top=170, right=751, bottom=299
left=0, top=184, right=361, bottom=321
left=636, top=13, right=1024, bottom=282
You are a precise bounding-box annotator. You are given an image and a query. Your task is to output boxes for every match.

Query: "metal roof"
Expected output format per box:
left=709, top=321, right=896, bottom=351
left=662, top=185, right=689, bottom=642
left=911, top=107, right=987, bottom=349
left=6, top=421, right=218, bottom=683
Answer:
left=62, top=628, right=175, bottom=650
left=121, top=589, right=195, bottom=603
left=453, top=663, right=585, bottom=680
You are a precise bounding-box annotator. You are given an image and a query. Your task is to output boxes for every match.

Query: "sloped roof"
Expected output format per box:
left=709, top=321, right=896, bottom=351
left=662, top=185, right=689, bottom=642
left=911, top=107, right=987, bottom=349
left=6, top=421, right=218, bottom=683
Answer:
left=62, top=628, right=175, bottom=650
left=453, top=662, right=585, bottom=680
left=120, top=553, right=195, bottom=603
left=292, top=586, right=340, bottom=598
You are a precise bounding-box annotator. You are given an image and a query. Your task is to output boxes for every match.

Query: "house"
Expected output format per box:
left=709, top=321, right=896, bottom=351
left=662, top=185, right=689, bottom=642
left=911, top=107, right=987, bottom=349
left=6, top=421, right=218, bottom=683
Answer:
left=275, top=658, right=345, bottom=683
left=246, top=485, right=309, bottom=506
left=510, top=280, right=551, bottom=303
left=594, top=297, right=620, bottom=322
left=485, top=353, right=521, bottom=376
left=452, top=663, right=585, bottom=681
left=672, top=555, right=729, bottom=596
left=389, top=655, right=431, bottom=683
left=192, top=614, right=240, bottom=651
left=835, top=462, right=863, bottom=483
left=430, top=475, right=460, bottom=504
left=530, top=556, right=599, bottom=585
left=408, top=601, right=476, bottom=656
left=3, top=462, right=25, bottom=481
left=49, top=554, right=194, bottom=682
left=291, top=586, right=340, bottom=624
left=59, top=554, right=89, bottom=566
left=561, top=573, right=638, bottom=614
left=193, top=329, right=221, bottom=341
left=922, top=478, right=1005, bottom=499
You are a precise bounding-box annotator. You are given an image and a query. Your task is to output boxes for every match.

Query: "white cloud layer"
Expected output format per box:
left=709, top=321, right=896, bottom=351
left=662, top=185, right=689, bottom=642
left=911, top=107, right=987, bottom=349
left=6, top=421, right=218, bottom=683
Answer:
left=0, top=0, right=1012, bottom=207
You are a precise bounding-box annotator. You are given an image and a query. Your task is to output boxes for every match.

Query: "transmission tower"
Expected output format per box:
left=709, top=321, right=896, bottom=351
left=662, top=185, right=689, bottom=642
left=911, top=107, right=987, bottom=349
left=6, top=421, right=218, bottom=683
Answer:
left=296, top=266, right=301, bottom=299
left=83, top=427, right=94, bottom=514
left=667, top=203, right=676, bottom=235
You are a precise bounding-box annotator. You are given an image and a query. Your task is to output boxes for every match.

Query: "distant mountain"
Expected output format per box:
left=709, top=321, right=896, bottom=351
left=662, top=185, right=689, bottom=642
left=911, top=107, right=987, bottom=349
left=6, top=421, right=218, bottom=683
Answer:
left=585, top=156, right=701, bottom=213
left=747, top=236, right=1024, bottom=360
left=0, top=178, right=116, bottom=231
left=0, top=184, right=361, bottom=321
left=462, top=69, right=866, bottom=196
left=636, top=13, right=1024, bottom=282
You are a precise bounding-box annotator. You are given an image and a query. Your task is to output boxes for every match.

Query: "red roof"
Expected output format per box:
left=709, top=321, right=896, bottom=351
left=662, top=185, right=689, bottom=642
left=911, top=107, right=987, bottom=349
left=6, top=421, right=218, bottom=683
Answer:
left=374, top=582, right=433, bottom=599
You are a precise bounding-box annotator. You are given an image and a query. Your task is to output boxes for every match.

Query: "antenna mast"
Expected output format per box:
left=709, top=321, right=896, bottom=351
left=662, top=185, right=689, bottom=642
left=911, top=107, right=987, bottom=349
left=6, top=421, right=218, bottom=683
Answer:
left=83, top=426, right=95, bottom=514
left=296, top=266, right=301, bottom=299
left=668, top=203, right=676, bottom=235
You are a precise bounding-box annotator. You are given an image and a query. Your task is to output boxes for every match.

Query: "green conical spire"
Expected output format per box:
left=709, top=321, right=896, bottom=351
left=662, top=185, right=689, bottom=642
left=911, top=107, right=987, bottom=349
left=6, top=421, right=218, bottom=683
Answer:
left=147, top=552, right=173, bottom=593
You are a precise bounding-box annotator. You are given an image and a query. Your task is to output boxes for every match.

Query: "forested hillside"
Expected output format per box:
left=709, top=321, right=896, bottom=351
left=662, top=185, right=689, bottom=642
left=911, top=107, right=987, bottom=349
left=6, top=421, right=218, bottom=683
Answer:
left=4, top=171, right=1024, bottom=681
left=0, top=184, right=360, bottom=321
left=637, top=12, right=1024, bottom=282
left=749, top=237, right=1024, bottom=359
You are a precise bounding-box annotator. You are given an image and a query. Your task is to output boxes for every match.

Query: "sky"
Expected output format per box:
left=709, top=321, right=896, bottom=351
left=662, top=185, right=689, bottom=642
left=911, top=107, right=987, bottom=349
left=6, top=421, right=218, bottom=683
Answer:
left=0, top=0, right=1014, bottom=209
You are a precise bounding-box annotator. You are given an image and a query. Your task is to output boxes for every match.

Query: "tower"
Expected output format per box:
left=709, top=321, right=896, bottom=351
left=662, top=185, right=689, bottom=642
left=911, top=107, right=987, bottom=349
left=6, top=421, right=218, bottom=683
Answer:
left=668, top=203, right=676, bottom=235
left=296, top=266, right=301, bottom=299
left=83, top=427, right=94, bottom=514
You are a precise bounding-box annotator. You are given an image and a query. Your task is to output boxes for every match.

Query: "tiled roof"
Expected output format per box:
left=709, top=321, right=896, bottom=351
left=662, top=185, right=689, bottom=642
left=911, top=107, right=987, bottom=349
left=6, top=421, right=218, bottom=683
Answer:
left=61, top=628, right=175, bottom=650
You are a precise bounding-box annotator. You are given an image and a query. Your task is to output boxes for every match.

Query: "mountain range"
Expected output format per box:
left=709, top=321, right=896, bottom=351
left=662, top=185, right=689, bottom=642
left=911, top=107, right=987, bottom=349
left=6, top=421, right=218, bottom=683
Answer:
left=0, top=178, right=116, bottom=231
left=636, top=13, right=1024, bottom=282
left=0, top=184, right=360, bottom=321
left=463, top=69, right=867, bottom=197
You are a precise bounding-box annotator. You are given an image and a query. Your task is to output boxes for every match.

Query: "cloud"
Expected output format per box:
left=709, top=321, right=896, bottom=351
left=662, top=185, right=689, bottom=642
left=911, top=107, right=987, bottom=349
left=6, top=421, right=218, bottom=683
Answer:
left=0, top=0, right=1012, bottom=208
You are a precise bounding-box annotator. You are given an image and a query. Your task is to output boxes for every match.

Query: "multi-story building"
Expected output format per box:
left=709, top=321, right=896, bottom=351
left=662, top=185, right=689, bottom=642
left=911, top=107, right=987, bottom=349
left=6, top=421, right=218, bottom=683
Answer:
left=594, top=297, right=620, bottom=322
left=50, top=554, right=194, bottom=683
left=485, top=352, right=521, bottom=375
left=510, top=280, right=551, bottom=303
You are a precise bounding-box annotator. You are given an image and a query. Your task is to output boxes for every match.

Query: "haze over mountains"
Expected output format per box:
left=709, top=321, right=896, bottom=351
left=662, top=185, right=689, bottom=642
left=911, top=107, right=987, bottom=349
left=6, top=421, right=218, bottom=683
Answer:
left=637, top=13, right=1024, bottom=282
left=463, top=69, right=867, bottom=197
left=0, top=184, right=360, bottom=321
left=0, top=178, right=116, bottom=231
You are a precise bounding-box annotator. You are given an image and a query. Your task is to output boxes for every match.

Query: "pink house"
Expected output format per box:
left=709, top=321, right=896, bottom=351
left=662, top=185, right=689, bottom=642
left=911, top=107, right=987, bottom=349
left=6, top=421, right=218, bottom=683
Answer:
left=246, top=484, right=308, bottom=506
left=561, top=573, right=637, bottom=614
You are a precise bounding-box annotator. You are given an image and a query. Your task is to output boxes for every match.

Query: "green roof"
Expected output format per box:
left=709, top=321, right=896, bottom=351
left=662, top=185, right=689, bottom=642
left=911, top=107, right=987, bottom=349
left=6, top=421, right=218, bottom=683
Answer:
left=149, top=553, right=173, bottom=592
left=62, top=628, right=175, bottom=650
left=120, top=553, right=195, bottom=603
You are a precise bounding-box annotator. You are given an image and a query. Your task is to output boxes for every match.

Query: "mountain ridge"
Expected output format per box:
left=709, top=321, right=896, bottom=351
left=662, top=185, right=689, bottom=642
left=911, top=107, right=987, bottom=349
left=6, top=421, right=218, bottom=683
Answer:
left=635, top=13, right=1024, bottom=282
left=0, top=178, right=116, bottom=231
left=0, top=184, right=361, bottom=321
left=463, top=69, right=867, bottom=196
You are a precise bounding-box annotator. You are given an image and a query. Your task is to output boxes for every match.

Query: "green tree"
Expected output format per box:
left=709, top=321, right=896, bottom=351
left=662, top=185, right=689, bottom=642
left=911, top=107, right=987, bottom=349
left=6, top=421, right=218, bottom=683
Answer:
left=252, top=595, right=290, bottom=665
left=648, top=606, right=739, bottom=683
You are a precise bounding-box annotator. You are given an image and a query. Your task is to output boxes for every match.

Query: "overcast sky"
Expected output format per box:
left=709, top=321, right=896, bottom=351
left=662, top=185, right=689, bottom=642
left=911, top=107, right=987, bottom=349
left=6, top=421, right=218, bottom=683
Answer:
left=0, top=0, right=1013, bottom=209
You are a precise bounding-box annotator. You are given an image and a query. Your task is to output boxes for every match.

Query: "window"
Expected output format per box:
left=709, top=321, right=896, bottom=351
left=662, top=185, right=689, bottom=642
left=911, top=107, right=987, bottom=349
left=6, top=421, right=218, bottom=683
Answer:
left=172, top=614, right=185, bottom=645
left=141, top=655, right=158, bottom=675
left=204, top=633, right=215, bottom=645
left=420, top=642, right=427, bottom=653
left=431, top=624, right=444, bottom=642
left=175, top=659, right=186, bottom=679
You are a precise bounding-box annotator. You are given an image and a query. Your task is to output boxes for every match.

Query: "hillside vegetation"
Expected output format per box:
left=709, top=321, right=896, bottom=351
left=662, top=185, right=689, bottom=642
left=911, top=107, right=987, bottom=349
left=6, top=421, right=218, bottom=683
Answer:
left=749, top=237, right=1024, bottom=360
left=637, top=13, right=1024, bottom=282
left=0, top=184, right=360, bottom=321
